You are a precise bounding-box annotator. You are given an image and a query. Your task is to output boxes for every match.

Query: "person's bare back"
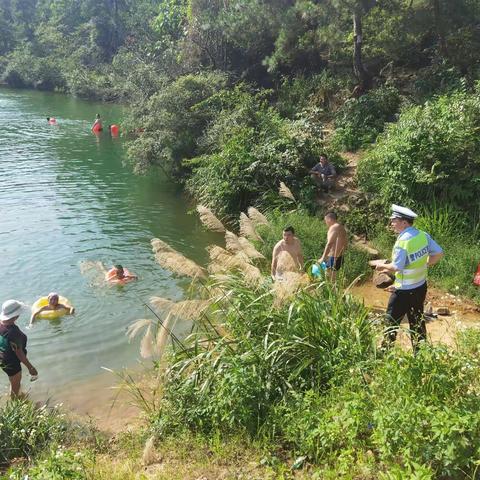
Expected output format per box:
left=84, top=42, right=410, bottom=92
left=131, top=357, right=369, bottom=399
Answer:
left=326, top=223, right=348, bottom=258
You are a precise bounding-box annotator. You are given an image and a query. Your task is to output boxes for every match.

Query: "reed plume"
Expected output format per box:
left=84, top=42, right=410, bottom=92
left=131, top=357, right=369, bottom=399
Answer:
left=238, top=237, right=265, bottom=259
left=279, top=182, right=296, bottom=202
left=208, top=245, right=250, bottom=269
left=127, top=319, right=152, bottom=341
left=140, top=324, right=155, bottom=359
left=273, top=272, right=310, bottom=308
left=151, top=296, right=211, bottom=320
left=155, top=312, right=174, bottom=361
left=247, top=207, right=270, bottom=227
left=142, top=436, right=157, bottom=466
left=207, top=245, right=264, bottom=287
left=225, top=230, right=242, bottom=253
left=225, top=231, right=265, bottom=260
left=239, top=212, right=262, bottom=242
left=197, top=205, right=226, bottom=233
left=151, top=237, right=206, bottom=279
left=151, top=238, right=175, bottom=253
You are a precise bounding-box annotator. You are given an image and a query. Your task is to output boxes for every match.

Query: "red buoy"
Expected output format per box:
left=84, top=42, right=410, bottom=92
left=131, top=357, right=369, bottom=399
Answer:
left=110, top=124, right=119, bottom=137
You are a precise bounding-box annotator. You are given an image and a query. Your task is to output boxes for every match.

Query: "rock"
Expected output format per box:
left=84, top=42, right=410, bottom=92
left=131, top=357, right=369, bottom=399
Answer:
left=435, top=307, right=450, bottom=316
left=368, top=259, right=389, bottom=268
left=353, top=241, right=379, bottom=258
left=373, top=272, right=394, bottom=289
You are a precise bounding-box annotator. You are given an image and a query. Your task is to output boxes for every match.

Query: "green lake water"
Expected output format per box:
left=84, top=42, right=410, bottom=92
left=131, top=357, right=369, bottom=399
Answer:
left=0, top=87, right=219, bottom=405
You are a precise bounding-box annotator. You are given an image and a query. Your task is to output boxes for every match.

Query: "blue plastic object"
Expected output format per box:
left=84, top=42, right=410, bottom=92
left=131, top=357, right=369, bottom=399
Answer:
left=311, top=262, right=327, bottom=278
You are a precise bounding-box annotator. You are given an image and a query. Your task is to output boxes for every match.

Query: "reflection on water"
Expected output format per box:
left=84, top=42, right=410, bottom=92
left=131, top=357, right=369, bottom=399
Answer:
left=0, top=87, right=220, bottom=404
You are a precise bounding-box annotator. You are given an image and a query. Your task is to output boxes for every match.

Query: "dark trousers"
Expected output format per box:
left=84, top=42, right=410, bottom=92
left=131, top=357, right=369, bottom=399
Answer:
left=385, top=282, right=427, bottom=352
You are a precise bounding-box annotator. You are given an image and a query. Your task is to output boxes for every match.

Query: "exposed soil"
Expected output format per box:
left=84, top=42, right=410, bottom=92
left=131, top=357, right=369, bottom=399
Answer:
left=352, top=281, right=480, bottom=348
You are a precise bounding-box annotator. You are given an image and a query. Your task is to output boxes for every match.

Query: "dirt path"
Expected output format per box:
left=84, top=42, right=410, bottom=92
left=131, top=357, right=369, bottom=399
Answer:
left=352, top=282, right=480, bottom=348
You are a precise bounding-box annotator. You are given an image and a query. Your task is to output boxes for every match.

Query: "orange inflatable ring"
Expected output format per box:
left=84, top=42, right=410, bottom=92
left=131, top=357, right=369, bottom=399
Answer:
left=106, top=267, right=136, bottom=284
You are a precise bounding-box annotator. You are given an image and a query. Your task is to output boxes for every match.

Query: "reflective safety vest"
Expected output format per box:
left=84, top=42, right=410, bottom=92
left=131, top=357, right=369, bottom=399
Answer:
left=393, top=230, right=429, bottom=289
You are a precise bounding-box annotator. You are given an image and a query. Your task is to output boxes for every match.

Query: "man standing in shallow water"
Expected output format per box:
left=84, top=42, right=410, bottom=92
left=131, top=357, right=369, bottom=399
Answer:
left=318, top=211, right=348, bottom=281
left=271, top=226, right=304, bottom=280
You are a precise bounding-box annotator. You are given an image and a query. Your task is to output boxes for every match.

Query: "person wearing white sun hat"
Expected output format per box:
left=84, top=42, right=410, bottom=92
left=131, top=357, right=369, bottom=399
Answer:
left=374, top=205, right=444, bottom=353
left=0, top=300, right=38, bottom=398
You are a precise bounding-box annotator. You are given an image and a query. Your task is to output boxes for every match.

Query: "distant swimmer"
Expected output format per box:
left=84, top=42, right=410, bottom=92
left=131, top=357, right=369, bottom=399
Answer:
left=91, top=113, right=103, bottom=133
left=47, top=117, right=57, bottom=125
left=109, top=124, right=119, bottom=137
left=105, top=264, right=138, bottom=284
left=30, top=292, right=75, bottom=326
left=0, top=299, right=38, bottom=398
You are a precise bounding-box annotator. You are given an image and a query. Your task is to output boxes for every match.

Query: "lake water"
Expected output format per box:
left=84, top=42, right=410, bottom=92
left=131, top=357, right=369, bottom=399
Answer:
left=0, top=88, right=218, bottom=408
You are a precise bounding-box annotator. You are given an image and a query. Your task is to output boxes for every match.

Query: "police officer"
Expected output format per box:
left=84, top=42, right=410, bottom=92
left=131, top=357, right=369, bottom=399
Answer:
left=375, top=205, right=444, bottom=352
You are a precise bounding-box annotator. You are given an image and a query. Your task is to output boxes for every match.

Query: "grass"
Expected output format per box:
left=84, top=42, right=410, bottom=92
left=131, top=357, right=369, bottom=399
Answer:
left=255, top=208, right=371, bottom=285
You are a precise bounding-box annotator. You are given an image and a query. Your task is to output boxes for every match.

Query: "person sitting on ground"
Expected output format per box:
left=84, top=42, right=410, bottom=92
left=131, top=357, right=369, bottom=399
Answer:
left=91, top=113, right=102, bottom=132
left=30, top=292, right=75, bottom=325
left=0, top=299, right=38, bottom=398
left=317, top=211, right=348, bottom=281
left=105, top=264, right=138, bottom=283
left=310, top=154, right=336, bottom=192
left=271, top=226, right=304, bottom=280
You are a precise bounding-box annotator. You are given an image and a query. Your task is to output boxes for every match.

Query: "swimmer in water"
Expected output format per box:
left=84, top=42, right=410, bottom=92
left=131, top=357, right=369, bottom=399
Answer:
left=47, top=117, right=57, bottom=125
left=106, top=264, right=138, bottom=283
left=91, top=113, right=103, bottom=132
left=30, top=292, right=75, bottom=326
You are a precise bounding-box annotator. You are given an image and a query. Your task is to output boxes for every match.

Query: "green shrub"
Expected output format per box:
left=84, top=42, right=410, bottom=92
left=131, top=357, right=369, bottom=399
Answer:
left=0, top=400, right=67, bottom=466
left=185, top=87, right=326, bottom=216
left=358, top=90, right=480, bottom=212
left=126, top=72, right=228, bottom=175
left=154, top=278, right=376, bottom=436
left=332, top=86, right=401, bottom=152
left=8, top=447, right=90, bottom=480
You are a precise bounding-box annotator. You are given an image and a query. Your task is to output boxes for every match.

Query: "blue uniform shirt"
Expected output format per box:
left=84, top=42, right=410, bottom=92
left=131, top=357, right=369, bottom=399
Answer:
left=392, top=226, right=443, bottom=290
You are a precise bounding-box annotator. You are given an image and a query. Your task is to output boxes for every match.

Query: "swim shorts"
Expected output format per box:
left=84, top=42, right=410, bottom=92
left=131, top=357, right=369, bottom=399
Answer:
left=1, top=361, right=22, bottom=377
left=326, top=256, right=344, bottom=271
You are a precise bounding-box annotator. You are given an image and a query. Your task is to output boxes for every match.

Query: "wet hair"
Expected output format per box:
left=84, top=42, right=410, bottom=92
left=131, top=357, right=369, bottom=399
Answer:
left=46, top=117, right=50, bottom=121
left=325, top=211, right=337, bottom=221
left=283, top=226, right=295, bottom=235
left=114, top=264, right=124, bottom=271
left=96, top=113, right=101, bottom=119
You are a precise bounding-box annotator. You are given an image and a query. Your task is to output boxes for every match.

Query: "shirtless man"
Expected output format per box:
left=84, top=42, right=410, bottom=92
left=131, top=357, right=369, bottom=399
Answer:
left=318, top=211, right=348, bottom=281
left=271, top=226, right=304, bottom=280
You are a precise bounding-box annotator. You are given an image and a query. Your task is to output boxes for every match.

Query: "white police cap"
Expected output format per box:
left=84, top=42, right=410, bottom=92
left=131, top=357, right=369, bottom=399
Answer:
left=390, top=204, right=417, bottom=220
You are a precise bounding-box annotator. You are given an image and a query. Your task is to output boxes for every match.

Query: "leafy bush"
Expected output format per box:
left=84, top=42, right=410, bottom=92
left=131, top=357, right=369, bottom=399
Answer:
left=270, top=342, right=480, bottom=477
left=126, top=72, right=228, bottom=175
left=154, top=279, right=376, bottom=436
left=332, top=86, right=401, bottom=151
left=2, top=47, right=66, bottom=91
left=8, top=447, right=90, bottom=480
left=185, top=87, right=326, bottom=215
left=358, top=90, right=480, bottom=212
left=0, top=400, right=67, bottom=466
left=276, top=71, right=348, bottom=119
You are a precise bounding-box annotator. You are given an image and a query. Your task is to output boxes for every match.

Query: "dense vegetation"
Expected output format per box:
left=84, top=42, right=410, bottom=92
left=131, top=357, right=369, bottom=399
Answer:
left=2, top=1, right=480, bottom=222
left=3, top=1, right=480, bottom=478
